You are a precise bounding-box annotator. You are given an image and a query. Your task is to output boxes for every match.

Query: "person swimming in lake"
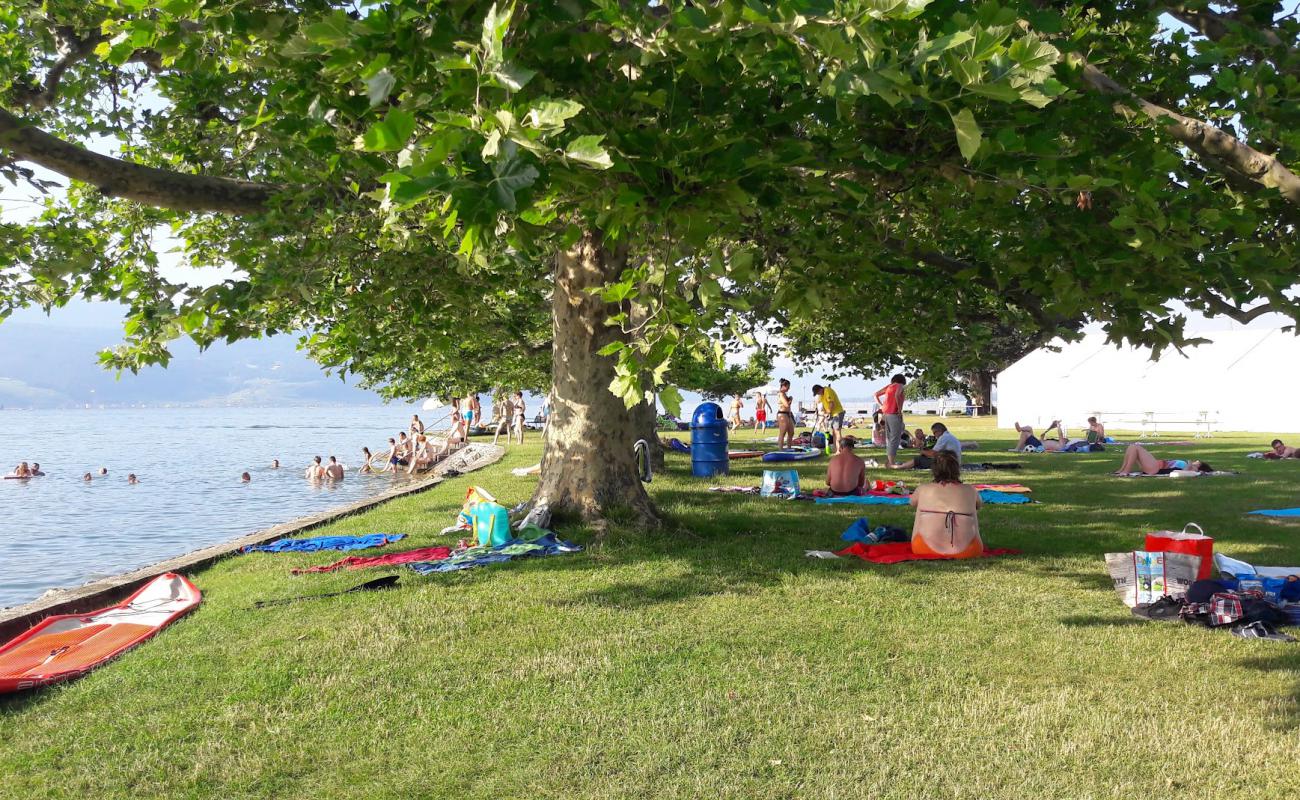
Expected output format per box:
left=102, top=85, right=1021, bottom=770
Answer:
left=127, top=474, right=139, bottom=484
left=1112, top=444, right=1214, bottom=475
left=325, top=456, right=345, bottom=481
left=271, top=459, right=280, bottom=469
left=241, top=472, right=252, bottom=483
left=98, top=467, right=108, bottom=477
left=305, top=456, right=326, bottom=481
left=359, top=446, right=375, bottom=474
left=82, top=472, right=92, bottom=482
left=7, top=462, right=32, bottom=479
left=30, top=462, right=44, bottom=476
left=910, top=450, right=983, bottom=559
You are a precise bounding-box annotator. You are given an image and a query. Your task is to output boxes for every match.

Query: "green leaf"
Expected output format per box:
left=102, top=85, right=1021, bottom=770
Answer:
left=490, top=63, right=536, bottom=91
left=912, top=30, right=973, bottom=65
left=360, top=53, right=391, bottom=79
left=525, top=98, right=584, bottom=130
left=384, top=109, right=416, bottom=145
left=488, top=156, right=539, bottom=211
left=305, top=14, right=352, bottom=47
left=565, top=135, right=613, bottom=169
left=366, top=69, right=396, bottom=107
left=966, top=81, right=1020, bottom=103
left=361, top=121, right=402, bottom=151
left=950, top=108, right=982, bottom=161
left=480, top=2, right=513, bottom=67
left=659, top=385, right=683, bottom=418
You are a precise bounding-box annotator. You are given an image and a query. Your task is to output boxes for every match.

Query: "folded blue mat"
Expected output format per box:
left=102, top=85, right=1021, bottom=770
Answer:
left=242, top=533, right=406, bottom=553
left=815, top=490, right=1031, bottom=506
left=1247, top=508, right=1300, bottom=518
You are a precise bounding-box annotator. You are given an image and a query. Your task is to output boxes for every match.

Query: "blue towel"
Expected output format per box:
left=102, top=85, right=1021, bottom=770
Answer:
left=840, top=517, right=873, bottom=542
left=815, top=495, right=909, bottom=506
left=978, top=490, right=1033, bottom=505
left=814, top=490, right=1031, bottom=506
left=1247, top=508, right=1300, bottom=518
left=242, top=533, right=406, bottom=553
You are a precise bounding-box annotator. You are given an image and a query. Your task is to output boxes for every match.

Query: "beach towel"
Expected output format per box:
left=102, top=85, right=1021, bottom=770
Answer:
left=1247, top=508, right=1300, bottom=518
left=815, top=490, right=1031, bottom=506
left=835, top=541, right=1019, bottom=564
left=972, top=484, right=1031, bottom=493
left=292, top=545, right=453, bottom=574
left=242, top=533, right=406, bottom=554
left=406, top=530, right=582, bottom=575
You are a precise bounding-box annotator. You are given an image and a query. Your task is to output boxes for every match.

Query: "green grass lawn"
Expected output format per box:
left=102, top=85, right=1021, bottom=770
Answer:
left=3, top=418, right=1300, bottom=799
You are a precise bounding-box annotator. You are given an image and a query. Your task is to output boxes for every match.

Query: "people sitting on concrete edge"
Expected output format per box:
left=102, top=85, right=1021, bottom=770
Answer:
left=1086, top=416, right=1107, bottom=444
left=1264, top=439, right=1298, bottom=460
left=909, top=449, right=983, bottom=559
left=812, top=383, right=846, bottom=453
left=1112, top=444, right=1214, bottom=475
left=892, top=422, right=962, bottom=470
left=826, top=440, right=867, bottom=496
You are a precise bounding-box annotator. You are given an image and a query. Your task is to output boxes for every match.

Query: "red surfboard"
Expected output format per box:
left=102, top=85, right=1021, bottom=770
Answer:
left=0, top=573, right=201, bottom=693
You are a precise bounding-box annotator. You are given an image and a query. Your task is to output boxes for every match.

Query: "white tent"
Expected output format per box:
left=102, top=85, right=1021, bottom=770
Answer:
left=997, top=327, right=1300, bottom=435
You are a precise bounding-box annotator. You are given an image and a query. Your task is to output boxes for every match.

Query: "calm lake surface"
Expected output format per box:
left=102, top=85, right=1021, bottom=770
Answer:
left=0, top=404, right=457, bottom=608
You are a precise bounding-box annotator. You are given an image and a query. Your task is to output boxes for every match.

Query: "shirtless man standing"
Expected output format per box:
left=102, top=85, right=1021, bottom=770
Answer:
left=752, top=390, right=771, bottom=434
left=305, top=456, right=326, bottom=480
left=325, top=456, right=345, bottom=480
left=775, top=379, right=795, bottom=449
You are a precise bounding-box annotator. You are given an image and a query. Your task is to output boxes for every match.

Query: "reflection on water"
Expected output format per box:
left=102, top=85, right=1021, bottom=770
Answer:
left=0, top=404, right=446, bottom=608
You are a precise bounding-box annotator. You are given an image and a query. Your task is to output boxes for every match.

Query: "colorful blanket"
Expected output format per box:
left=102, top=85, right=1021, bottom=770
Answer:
left=835, top=541, right=1019, bottom=564
left=407, top=531, right=582, bottom=575
left=1247, top=508, right=1300, bottom=518
left=242, top=533, right=406, bottom=553
left=292, top=545, right=454, bottom=574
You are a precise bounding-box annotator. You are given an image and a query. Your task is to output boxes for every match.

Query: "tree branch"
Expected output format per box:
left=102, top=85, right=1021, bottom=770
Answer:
left=1078, top=60, right=1300, bottom=209
left=1164, top=4, right=1292, bottom=53
left=1199, top=295, right=1282, bottom=324
left=0, top=107, right=277, bottom=214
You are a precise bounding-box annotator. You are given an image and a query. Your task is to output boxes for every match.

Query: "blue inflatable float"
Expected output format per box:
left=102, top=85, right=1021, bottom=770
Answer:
left=761, top=447, right=822, bottom=463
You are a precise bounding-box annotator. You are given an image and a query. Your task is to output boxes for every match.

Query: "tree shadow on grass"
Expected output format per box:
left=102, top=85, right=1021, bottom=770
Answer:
left=1237, top=652, right=1300, bottom=732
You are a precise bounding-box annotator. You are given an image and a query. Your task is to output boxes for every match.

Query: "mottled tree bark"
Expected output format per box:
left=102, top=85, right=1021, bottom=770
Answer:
left=534, top=230, right=659, bottom=525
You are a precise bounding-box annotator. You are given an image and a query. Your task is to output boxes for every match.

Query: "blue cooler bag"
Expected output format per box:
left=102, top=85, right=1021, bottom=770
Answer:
left=761, top=469, right=800, bottom=500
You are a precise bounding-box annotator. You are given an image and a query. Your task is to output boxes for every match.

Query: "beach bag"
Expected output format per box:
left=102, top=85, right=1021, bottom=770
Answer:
left=470, top=501, right=512, bottom=547
left=1145, top=524, right=1214, bottom=580
left=761, top=469, right=800, bottom=499
left=1105, top=550, right=1202, bottom=608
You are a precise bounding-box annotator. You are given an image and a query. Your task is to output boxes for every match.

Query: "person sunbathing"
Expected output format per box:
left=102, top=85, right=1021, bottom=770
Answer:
left=1112, top=444, right=1213, bottom=475
left=909, top=450, right=982, bottom=559
left=1264, top=439, right=1298, bottom=460
left=1014, top=420, right=1064, bottom=450
left=826, top=441, right=867, bottom=495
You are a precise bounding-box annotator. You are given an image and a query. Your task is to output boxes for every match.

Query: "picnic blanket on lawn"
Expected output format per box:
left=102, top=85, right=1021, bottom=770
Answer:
left=834, top=541, right=1019, bottom=564
left=243, top=533, right=406, bottom=553
left=815, top=490, right=1032, bottom=506
left=407, top=531, right=582, bottom=575
left=292, top=545, right=454, bottom=574
left=1247, top=508, right=1300, bottom=518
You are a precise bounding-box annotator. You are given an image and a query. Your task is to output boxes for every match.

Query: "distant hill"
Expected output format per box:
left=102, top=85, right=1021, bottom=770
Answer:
left=0, top=320, right=383, bottom=408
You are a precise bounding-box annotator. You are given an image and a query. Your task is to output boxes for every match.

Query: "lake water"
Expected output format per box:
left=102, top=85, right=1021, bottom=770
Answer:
left=0, top=404, right=469, bottom=608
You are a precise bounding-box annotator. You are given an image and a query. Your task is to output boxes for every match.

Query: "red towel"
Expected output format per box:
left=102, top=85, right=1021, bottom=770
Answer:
left=292, top=545, right=453, bottom=574
left=835, top=541, right=1019, bottom=564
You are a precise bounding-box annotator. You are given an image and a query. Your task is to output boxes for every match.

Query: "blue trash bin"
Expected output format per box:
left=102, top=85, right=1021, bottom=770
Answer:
left=690, top=402, right=729, bottom=477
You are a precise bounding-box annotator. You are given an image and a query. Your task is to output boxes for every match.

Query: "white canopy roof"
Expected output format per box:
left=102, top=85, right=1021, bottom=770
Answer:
left=997, top=328, right=1300, bottom=434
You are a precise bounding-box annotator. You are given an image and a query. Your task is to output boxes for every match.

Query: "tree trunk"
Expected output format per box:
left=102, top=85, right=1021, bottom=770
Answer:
left=533, top=230, right=659, bottom=526
left=963, top=369, right=994, bottom=415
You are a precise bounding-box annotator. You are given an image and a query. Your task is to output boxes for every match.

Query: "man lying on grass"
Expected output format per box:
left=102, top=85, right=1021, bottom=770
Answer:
left=1264, top=439, right=1299, bottom=460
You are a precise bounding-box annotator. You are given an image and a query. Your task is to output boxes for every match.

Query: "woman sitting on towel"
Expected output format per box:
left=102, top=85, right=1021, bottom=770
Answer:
left=909, top=450, right=983, bottom=559
left=1112, top=444, right=1213, bottom=475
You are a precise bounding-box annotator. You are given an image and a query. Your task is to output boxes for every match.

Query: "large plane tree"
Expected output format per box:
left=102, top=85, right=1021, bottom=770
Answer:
left=1, top=0, right=1296, bottom=524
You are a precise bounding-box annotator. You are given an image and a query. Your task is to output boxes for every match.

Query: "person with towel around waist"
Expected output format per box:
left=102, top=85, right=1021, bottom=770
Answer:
left=909, top=449, right=982, bottom=559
